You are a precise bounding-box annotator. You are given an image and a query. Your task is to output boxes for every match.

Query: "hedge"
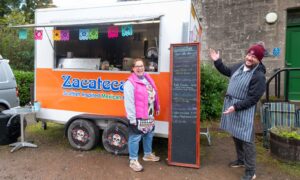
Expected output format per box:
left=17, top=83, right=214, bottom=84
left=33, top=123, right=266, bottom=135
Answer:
left=201, top=63, right=228, bottom=121
left=13, top=70, right=34, bottom=106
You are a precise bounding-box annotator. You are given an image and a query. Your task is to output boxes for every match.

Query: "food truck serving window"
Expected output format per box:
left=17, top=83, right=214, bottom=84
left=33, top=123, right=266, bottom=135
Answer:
left=54, top=22, right=160, bottom=72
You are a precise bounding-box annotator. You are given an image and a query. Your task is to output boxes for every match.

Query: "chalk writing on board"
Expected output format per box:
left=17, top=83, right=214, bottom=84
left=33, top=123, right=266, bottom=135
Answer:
left=170, top=44, right=199, bottom=166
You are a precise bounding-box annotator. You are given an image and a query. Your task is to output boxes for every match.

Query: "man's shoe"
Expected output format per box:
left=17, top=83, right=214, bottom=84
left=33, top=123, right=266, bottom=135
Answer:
left=129, top=159, right=143, bottom=172
left=241, top=174, right=256, bottom=180
left=228, top=160, right=245, bottom=168
left=143, top=153, right=160, bottom=162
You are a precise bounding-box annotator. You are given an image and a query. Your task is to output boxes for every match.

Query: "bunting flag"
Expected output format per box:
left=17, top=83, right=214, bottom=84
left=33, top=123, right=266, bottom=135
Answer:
left=53, top=30, right=61, bottom=41
left=34, top=30, right=43, bottom=40
left=19, top=29, right=27, bottom=40
left=61, top=30, right=70, bottom=41
left=89, top=28, right=98, bottom=40
left=122, top=25, right=133, bottom=37
left=79, top=29, right=89, bottom=40
left=108, top=26, right=119, bottom=38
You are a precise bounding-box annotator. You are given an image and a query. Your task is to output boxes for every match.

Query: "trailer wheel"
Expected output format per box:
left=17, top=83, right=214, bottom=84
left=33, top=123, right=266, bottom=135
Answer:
left=67, top=119, right=99, bottom=151
left=102, top=122, right=128, bottom=155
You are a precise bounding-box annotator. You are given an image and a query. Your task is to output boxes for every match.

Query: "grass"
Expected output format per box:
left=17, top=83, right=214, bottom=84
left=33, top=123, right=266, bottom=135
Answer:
left=256, top=135, right=300, bottom=178
left=27, top=122, right=70, bottom=148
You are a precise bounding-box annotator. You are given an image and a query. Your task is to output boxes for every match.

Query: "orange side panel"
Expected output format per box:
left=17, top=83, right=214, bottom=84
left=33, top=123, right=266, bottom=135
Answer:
left=36, top=68, right=170, bottom=122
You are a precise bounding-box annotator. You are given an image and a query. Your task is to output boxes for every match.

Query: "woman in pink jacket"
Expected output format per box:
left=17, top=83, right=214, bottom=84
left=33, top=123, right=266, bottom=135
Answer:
left=124, top=58, right=160, bottom=172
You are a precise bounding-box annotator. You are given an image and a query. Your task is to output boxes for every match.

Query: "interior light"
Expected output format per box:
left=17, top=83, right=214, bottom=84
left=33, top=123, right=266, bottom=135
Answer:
left=114, top=20, right=160, bottom=26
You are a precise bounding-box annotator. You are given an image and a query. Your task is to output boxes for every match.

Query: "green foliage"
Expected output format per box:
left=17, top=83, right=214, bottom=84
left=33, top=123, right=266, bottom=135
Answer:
left=0, top=10, right=34, bottom=71
left=201, top=63, right=228, bottom=121
left=271, top=127, right=300, bottom=140
left=13, top=70, right=34, bottom=106
left=0, top=0, right=54, bottom=24
left=0, top=0, right=21, bottom=23
left=256, top=136, right=300, bottom=178
left=27, top=122, right=68, bottom=147
left=21, top=0, right=55, bottom=23
left=0, top=1, right=55, bottom=71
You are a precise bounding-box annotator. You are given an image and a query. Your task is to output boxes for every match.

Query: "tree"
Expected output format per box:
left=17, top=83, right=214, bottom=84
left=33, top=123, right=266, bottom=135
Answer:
left=0, top=0, right=22, bottom=25
left=0, top=10, right=34, bottom=71
left=0, top=0, right=55, bottom=71
left=0, top=0, right=54, bottom=24
left=21, top=0, right=55, bottom=23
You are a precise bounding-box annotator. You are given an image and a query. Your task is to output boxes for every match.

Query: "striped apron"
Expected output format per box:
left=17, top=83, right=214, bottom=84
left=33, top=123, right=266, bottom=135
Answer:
left=220, top=64, right=259, bottom=142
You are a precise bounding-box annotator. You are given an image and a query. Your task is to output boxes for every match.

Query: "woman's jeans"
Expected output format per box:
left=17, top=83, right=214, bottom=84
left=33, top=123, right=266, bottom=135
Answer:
left=128, top=126, right=154, bottom=160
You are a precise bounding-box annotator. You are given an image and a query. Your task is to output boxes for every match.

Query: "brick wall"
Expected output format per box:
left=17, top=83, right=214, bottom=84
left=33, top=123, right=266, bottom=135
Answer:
left=194, top=0, right=300, bottom=97
left=194, top=0, right=299, bottom=74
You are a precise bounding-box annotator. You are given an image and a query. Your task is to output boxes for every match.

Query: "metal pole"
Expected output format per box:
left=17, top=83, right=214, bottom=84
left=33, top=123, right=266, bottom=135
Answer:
left=285, top=71, right=289, bottom=101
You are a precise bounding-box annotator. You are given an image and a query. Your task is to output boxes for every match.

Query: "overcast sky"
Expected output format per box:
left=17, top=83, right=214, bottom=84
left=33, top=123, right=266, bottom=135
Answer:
left=52, top=0, right=117, bottom=8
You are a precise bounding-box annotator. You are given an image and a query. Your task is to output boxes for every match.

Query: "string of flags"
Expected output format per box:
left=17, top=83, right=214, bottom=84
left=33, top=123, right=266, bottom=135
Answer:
left=18, top=25, right=133, bottom=40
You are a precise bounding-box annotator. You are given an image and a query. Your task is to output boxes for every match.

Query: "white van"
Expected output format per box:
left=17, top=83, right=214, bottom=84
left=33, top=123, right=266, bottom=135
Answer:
left=0, top=55, right=20, bottom=111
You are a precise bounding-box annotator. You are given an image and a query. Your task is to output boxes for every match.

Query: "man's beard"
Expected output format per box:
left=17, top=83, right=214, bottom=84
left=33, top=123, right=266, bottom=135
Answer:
left=244, top=63, right=256, bottom=69
left=244, top=59, right=259, bottom=69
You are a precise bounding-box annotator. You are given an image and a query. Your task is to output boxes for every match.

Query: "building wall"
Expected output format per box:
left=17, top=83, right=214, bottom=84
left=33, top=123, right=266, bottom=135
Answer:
left=194, top=0, right=300, bottom=78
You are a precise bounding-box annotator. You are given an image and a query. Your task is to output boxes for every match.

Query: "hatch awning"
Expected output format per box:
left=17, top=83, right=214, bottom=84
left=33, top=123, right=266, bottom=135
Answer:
left=11, top=14, right=162, bottom=28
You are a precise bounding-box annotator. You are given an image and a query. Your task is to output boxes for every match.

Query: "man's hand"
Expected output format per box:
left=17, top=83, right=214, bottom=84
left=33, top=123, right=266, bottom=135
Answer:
left=209, top=48, right=220, bottom=61
left=223, top=106, right=235, bottom=114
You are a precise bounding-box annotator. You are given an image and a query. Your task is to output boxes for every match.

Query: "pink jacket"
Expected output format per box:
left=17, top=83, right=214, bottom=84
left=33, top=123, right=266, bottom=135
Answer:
left=128, top=73, right=160, bottom=119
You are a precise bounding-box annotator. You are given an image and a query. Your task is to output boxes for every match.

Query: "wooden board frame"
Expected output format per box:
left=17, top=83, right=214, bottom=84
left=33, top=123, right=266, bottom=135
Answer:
left=168, top=42, right=201, bottom=168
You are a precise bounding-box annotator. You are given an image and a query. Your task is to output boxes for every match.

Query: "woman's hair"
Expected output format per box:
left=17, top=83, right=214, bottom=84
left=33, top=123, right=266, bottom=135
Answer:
left=131, top=58, right=145, bottom=72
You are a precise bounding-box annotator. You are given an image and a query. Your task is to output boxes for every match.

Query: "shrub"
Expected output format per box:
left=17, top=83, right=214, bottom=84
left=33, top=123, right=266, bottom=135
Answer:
left=270, top=127, right=300, bottom=140
left=0, top=11, right=34, bottom=71
left=201, top=63, right=228, bottom=121
left=13, top=70, right=34, bottom=106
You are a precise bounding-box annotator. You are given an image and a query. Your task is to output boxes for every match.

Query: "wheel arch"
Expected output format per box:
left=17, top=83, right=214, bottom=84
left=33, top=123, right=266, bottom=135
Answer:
left=0, top=101, right=10, bottom=110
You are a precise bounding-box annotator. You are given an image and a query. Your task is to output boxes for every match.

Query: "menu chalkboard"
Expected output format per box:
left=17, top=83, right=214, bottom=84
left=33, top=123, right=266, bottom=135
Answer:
left=168, top=43, right=200, bottom=168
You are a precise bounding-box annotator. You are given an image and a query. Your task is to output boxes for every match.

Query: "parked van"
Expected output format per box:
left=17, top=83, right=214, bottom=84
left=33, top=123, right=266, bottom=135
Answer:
left=0, top=55, right=20, bottom=111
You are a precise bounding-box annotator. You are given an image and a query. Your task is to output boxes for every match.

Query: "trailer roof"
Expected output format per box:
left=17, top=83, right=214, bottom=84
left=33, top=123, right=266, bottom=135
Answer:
left=11, top=15, right=162, bottom=28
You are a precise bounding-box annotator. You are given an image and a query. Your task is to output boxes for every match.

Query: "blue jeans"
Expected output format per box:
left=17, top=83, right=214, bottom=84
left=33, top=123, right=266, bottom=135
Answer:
left=128, top=129, right=154, bottom=160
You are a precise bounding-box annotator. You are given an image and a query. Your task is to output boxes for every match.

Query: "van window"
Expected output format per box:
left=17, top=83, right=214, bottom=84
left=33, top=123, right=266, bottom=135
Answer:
left=0, top=63, right=8, bottom=82
left=54, top=22, right=160, bottom=72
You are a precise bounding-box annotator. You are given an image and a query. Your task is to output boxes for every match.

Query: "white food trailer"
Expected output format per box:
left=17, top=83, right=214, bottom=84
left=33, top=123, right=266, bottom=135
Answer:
left=15, top=0, right=201, bottom=154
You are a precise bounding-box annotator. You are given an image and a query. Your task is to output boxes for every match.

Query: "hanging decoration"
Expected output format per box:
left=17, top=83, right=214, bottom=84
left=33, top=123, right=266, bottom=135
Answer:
left=60, top=30, right=70, bottom=41
left=53, top=30, right=61, bottom=41
left=88, top=28, right=98, bottom=40
left=27, top=26, right=136, bottom=41
left=122, top=25, right=133, bottom=37
left=108, top=26, right=119, bottom=38
left=19, top=29, right=27, bottom=40
left=79, top=29, right=89, bottom=40
left=34, top=30, right=43, bottom=40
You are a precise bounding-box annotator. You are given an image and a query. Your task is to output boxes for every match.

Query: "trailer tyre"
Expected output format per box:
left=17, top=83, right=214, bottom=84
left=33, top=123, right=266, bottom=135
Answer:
left=102, top=122, right=128, bottom=155
left=67, top=119, right=99, bottom=151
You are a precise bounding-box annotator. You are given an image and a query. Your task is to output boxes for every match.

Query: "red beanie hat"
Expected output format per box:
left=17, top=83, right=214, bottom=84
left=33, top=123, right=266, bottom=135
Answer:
left=247, top=44, right=265, bottom=61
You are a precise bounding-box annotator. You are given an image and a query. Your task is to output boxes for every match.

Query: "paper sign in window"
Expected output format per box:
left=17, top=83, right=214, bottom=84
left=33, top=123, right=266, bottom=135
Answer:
left=89, top=28, right=98, bottom=40
left=108, top=26, right=118, bottom=39
left=79, top=29, right=89, bottom=40
left=60, top=30, right=69, bottom=41
left=34, top=30, right=43, bottom=40
left=53, top=30, right=61, bottom=41
left=19, top=29, right=27, bottom=40
left=122, top=25, right=133, bottom=37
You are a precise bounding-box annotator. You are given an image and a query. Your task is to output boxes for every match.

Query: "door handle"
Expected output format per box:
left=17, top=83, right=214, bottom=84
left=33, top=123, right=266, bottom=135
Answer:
left=285, top=62, right=292, bottom=66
